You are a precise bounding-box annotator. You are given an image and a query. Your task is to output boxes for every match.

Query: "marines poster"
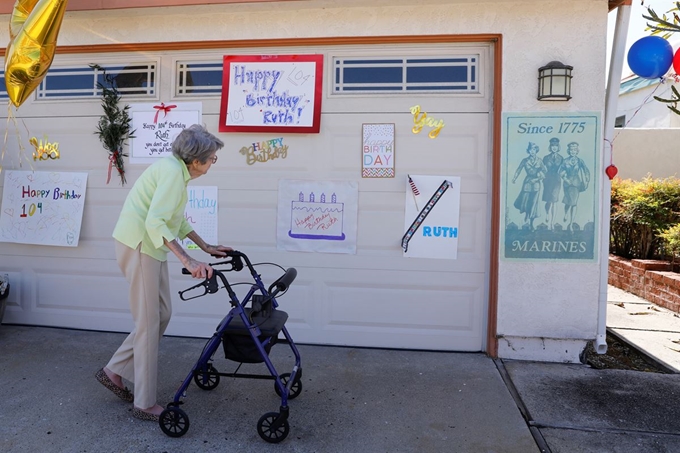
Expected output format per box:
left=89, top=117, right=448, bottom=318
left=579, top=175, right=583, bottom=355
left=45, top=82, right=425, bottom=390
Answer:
left=501, top=112, right=601, bottom=261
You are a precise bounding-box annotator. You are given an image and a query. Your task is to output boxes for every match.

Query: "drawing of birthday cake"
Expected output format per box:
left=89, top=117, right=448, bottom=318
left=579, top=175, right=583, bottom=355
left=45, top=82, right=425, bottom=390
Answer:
left=289, top=192, right=345, bottom=240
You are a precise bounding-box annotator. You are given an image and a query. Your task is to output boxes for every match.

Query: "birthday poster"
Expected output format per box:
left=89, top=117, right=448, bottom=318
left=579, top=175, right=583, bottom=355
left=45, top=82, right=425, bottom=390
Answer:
left=219, top=54, right=323, bottom=133
left=0, top=171, right=88, bottom=247
left=129, top=102, right=202, bottom=164
left=181, top=186, right=218, bottom=250
left=277, top=179, right=358, bottom=254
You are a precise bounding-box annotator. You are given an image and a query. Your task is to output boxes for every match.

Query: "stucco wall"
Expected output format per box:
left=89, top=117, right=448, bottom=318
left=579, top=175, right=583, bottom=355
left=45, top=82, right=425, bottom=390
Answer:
left=0, top=0, right=610, bottom=362
left=610, top=128, right=680, bottom=180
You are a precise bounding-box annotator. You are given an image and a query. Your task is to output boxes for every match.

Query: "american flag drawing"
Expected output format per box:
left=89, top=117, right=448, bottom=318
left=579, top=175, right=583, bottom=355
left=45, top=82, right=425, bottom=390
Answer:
left=408, top=175, right=420, bottom=196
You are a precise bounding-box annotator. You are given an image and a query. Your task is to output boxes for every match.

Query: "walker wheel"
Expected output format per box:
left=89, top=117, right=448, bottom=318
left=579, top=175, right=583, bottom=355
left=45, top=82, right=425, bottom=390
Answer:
left=257, top=411, right=289, bottom=443
left=159, top=406, right=190, bottom=438
left=193, top=364, right=220, bottom=390
left=275, top=372, right=302, bottom=399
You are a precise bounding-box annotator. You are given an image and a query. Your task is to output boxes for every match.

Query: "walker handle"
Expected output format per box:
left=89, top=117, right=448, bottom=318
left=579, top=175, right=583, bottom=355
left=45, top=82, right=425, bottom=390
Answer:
left=178, top=271, right=220, bottom=300
left=268, top=267, right=297, bottom=296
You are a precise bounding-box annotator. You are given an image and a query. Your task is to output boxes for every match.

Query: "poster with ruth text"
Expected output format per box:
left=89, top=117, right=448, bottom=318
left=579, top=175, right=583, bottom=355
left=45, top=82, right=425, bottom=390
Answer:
left=502, top=112, right=600, bottom=261
left=0, top=171, right=88, bottom=247
left=129, top=102, right=202, bottom=164
left=219, top=54, right=323, bottom=134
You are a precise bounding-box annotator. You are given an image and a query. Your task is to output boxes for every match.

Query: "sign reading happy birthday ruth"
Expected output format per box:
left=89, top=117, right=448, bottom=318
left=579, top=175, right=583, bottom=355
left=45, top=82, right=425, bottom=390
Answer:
left=219, top=54, right=323, bottom=134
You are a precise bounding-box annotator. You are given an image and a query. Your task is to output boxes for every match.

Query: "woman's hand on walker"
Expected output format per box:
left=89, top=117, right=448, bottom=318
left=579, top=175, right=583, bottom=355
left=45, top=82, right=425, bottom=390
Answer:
left=185, top=258, right=214, bottom=279
left=205, top=244, right=233, bottom=257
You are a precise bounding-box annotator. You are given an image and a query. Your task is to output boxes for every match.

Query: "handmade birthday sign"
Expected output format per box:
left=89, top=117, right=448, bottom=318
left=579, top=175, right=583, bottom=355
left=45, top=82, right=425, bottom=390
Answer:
left=402, top=174, right=461, bottom=259
left=181, top=185, right=218, bottom=250
left=277, top=179, right=358, bottom=254
left=128, top=102, right=202, bottom=164
left=219, top=54, right=323, bottom=133
left=0, top=170, right=88, bottom=247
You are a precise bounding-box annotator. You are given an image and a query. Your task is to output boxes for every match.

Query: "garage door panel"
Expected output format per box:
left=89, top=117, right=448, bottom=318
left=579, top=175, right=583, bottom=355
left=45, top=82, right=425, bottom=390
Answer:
left=316, top=271, right=484, bottom=350
left=2, top=258, right=135, bottom=332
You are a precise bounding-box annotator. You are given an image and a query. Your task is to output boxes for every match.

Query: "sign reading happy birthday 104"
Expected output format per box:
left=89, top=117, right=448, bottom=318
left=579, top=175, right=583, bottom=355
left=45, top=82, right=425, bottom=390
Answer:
left=0, top=170, right=88, bottom=247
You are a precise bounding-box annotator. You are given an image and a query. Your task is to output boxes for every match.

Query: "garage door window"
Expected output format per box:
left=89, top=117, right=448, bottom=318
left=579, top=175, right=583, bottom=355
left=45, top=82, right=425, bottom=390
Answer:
left=0, top=63, right=156, bottom=101
left=176, top=61, right=223, bottom=96
left=34, top=63, right=156, bottom=99
left=332, top=56, right=478, bottom=93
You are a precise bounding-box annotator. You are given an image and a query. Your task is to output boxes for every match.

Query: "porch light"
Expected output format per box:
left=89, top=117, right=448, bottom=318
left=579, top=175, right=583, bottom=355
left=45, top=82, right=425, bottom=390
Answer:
left=537, top=61, right=573, bottom=101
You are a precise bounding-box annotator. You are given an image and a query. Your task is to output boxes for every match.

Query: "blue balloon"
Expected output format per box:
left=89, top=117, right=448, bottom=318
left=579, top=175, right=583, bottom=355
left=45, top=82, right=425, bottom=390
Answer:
left=627, top=36, right=673, bottom=79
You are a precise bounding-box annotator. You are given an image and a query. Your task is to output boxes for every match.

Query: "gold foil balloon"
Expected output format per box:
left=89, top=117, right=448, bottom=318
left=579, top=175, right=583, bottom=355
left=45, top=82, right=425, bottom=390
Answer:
left=10, top=0, right=41, bottom=40
left=5, top=0, right=69, bottom=108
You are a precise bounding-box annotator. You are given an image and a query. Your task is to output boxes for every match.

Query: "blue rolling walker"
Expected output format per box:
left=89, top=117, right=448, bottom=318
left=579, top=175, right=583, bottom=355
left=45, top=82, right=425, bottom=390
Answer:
left=159, top=250, right=301, bottom=443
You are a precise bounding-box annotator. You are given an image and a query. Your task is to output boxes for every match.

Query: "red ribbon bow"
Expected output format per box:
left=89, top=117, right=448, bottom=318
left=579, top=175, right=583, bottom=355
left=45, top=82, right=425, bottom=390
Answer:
left=106, top=152, right=116, bottom=184
left=153, top=102, right=177, bottom=123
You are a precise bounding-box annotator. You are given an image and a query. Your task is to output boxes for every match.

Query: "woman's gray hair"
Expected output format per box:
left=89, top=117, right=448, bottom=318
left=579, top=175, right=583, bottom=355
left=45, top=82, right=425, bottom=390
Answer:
left=172, top=124, right=224, bottom=164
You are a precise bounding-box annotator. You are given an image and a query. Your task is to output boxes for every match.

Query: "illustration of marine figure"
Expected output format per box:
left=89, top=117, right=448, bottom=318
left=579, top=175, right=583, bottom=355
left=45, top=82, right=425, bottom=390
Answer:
left=541, top=137, right=563, bottom=229
left=512, top=142, right=547, bottom=230
left=559, top=142, right=590, bottom=231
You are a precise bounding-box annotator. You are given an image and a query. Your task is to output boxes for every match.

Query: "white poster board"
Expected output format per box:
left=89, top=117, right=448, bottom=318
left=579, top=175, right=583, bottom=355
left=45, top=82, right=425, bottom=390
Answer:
left=129, top=102, right=202, bottom=164
left=0, top=171, right=88, bottom=247
left=402, top=175, right=461, bottom=259
left=219, top=55, right=323, bottom=133
left=277, top=179, right=358, bottom=254
left=181, top=186, right=218, bottom=250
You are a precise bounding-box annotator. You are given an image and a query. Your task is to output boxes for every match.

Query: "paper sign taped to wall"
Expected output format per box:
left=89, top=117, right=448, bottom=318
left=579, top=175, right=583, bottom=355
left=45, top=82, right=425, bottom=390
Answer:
left=0, top=170, right=88, bottom=247
left=403, top=174, right=461, bottom=259
left=181, top=185, right=218, bottom=250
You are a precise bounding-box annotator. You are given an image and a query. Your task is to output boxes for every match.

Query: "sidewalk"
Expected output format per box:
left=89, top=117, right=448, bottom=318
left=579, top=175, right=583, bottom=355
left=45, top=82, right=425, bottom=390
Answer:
left=0, top=325, right=538, bottom=453
left=1, top=287, right=680, bottom=452
left=607, top=284, right=680, bottom=373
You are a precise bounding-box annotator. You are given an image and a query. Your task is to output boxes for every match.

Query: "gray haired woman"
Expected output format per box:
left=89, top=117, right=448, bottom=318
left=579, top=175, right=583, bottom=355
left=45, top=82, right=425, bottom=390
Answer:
left=96, top=124, right=233, bottom=421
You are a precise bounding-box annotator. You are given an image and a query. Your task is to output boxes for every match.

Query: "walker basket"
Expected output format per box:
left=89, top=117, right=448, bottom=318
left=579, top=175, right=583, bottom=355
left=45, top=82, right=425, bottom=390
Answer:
left=222, top=306, right=288, bottom=363
left=222, top=333, right=276, bottom=363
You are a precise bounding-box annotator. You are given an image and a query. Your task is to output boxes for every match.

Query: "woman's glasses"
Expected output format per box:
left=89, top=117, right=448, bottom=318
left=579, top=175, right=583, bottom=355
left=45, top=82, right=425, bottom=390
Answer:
left=210, top=154, right=218, bottom=164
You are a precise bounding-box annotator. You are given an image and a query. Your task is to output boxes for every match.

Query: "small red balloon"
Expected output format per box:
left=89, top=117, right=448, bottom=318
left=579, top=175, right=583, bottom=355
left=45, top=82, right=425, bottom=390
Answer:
left=605, top=165, right=618, bottom=180
left=674, top=48, right=680, bottom=75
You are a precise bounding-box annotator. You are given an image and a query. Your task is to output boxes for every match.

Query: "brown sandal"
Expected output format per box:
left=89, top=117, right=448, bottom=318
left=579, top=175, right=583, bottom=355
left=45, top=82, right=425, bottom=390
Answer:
left=132, top=407, right=160, bottom=422
left=95, top=368, right=134, bottom=403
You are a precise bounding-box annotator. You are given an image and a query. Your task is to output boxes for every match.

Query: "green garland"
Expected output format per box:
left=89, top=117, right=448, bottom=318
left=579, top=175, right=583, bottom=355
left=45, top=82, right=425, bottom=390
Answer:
left=90, top=64, right=135, bottom=185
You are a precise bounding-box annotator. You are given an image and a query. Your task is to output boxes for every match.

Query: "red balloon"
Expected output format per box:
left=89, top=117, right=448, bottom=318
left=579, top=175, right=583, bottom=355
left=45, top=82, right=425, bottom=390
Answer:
left=674, top=48, right=680, bottom=75
left=605, top=165, right=618, bottom=180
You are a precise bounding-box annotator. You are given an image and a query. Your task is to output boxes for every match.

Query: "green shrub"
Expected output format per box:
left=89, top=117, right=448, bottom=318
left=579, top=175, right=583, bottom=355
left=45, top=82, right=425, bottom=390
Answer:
left=610, top=176, right=680, bottom=259
left=659, top=223, right=680, bottom=263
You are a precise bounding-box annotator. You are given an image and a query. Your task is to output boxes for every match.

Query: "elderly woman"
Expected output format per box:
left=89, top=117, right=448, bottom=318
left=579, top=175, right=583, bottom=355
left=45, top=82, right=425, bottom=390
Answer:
left=95, top=124, right=232, bottom=421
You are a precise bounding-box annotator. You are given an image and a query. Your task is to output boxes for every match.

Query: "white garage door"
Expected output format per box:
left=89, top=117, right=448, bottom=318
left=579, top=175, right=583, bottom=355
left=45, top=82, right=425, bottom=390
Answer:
left=1, top=42, right=492, bottom=351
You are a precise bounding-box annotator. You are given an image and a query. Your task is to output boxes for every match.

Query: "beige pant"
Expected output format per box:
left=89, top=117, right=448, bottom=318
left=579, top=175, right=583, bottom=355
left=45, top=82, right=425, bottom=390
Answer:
left=107, top=240, right=172, bottom=409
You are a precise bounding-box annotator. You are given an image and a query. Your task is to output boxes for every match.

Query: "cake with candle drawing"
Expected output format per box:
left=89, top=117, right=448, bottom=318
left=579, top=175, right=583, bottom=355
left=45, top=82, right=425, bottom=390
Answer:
left=289, top=192, right=345, bottom=240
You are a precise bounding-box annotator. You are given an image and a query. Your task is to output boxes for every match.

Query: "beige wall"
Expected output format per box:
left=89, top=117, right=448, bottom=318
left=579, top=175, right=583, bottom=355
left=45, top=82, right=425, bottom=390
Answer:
left=610, top=128, right=680, bottom=180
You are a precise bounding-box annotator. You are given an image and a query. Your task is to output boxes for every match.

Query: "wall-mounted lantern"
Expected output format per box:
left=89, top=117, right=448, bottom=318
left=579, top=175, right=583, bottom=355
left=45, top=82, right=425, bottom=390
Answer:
left=537, top=61, right=573, bottom=101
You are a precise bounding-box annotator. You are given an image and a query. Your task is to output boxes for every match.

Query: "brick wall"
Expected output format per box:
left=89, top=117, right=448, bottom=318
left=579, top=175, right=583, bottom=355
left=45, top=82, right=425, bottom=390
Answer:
left=609, top=255, right=680, bottom=313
